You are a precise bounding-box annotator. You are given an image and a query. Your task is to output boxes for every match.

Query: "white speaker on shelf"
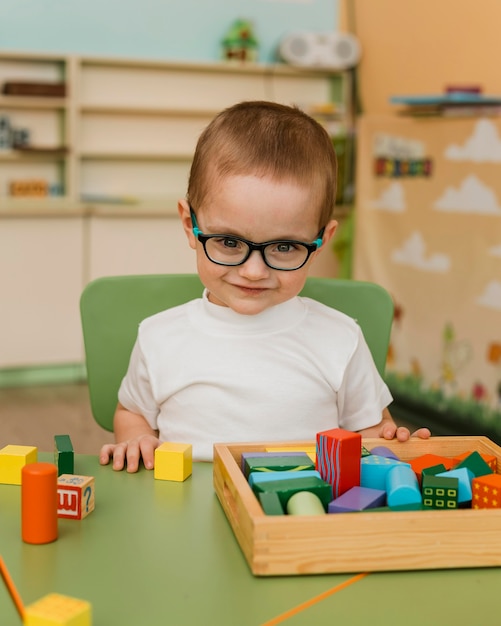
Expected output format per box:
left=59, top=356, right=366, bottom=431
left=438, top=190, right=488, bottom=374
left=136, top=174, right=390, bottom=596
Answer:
left=279, top=32, right=361, bottom=70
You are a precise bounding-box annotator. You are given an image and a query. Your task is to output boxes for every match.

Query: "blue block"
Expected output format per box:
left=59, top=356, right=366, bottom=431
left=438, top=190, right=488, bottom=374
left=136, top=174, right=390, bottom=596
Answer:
left=361, top=455, right=410, bottom=490
left=328, top=486, right=386, bottom=513
left=436, top=467, right=473, bottom=504
left=386, top=464, right=422, bottom=508
left=248, top=470, right=321, bottom=488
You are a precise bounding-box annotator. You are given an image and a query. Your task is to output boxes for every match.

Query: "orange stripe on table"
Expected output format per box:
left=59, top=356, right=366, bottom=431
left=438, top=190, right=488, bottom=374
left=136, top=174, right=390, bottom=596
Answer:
left=261, top=572, right=369, bottom=626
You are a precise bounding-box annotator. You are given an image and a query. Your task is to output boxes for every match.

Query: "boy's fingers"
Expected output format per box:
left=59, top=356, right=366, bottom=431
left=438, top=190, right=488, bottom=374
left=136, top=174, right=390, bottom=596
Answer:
left=139, top=438, right=158, bottom=470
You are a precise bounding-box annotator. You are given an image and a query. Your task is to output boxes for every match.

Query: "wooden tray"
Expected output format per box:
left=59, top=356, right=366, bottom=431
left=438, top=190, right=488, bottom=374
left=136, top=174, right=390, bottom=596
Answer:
left=213, top=437, right=501, bottom=576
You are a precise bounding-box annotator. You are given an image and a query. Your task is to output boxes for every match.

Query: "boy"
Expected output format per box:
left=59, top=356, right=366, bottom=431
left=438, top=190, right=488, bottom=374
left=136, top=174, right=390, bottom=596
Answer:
left=100, top=101, right=430, bottom=472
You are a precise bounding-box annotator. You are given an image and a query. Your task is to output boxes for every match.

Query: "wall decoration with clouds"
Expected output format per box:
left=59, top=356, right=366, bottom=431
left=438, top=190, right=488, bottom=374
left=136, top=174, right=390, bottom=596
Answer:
left=354, top=115, right=501, bottom=435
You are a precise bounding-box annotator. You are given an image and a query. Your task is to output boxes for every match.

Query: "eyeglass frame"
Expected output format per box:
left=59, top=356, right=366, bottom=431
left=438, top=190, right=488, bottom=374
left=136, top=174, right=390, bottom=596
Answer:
left=189, top=206, right=325, bottom=271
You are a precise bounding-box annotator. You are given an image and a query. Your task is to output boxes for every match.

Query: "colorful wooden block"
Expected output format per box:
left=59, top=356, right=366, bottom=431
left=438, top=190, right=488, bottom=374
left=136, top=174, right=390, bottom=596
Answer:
left=249, top=470, right=321, bottom=488
left=287, top=491, right=326, bottom=515
left=258, top=491, right=285, bottom=515
left=54, top=435, right=74, bottom=476
left=241, top=451, right=311, bottom=473
left=243, top=453, right=314, bottom=478
left=0, top=444, right=37, bottom=485
left=252, top=475, right=332, bottom=509
left=386, top=464, right=422, bottom=508
left=57, top=475, right=95, bottom=520
left=409, top=453, right=454, bottom=485
left=368, top=445, right=400, bottom=460
left=454, top=450, right=497, bottom=473
left=328, top=486, right=386, bottom=513
left=265, top=445, right=316, bottom=462
left=421, top=463, right=448, bottom=482
left=360, top=455, right=409, bottom=491
left=154, top=442, right=192, bottom=482
left=25, top=593, right=91, bottom=626
left=422, top=474, right=459, bottom=509
left=436, top=468, right=473, bottom=505
left=316, top=428, right=361, bottom=498
left=454, top=451, right=493, bottom=478
left=472, top=474, right=501, bottom=509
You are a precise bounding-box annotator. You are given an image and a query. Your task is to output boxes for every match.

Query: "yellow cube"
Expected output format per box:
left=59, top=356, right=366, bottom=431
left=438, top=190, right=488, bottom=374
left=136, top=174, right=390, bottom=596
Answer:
left=154, top=442, right=192, bottom=482
left=0, top=444, right=37, bottom=485
left=25, top=593, right=91, bottom=626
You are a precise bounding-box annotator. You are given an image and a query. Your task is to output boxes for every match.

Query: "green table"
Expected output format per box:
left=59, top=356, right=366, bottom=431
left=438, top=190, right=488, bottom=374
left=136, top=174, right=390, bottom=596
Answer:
left=1, top=454, right=500, bottom=625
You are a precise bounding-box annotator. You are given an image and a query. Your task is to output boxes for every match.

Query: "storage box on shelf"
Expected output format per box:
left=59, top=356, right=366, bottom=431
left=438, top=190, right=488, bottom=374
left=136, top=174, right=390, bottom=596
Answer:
left=214, top=436, right=501, bottom=576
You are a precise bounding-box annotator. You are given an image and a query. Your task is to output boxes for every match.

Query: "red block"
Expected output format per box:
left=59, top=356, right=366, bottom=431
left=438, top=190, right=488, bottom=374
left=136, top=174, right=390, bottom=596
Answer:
left=316, top=428, right=361, bottom=498
left=409, top=454, right=454, bottom=485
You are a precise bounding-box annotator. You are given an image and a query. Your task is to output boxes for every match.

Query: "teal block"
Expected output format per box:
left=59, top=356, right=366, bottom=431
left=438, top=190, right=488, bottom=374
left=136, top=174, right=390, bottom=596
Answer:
left=386, top=464, right=422, bottom=508
left=436, top=467, right=473, bottom=504
left=249, top=470, right=321, bottom=488
left=361, top=455, right=410, bottom=490
left=54, top=434, right=74, bottom=476
left=252, top=475, right=332, bottom=509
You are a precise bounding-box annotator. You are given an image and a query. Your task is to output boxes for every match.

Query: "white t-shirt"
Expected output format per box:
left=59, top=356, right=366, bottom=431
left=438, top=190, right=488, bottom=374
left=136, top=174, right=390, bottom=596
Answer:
left=119, top=290, right=392, bottom=461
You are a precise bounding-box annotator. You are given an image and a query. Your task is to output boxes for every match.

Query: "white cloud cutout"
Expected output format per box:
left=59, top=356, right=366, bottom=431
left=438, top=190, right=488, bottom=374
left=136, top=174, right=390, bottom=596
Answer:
left=477, top=281, right=501, bottom=310
left=489, top=244, right=501, bottom=257
left=391, top=231, right=451, bottom=272
left=434, top=174, right=501, bottom=214
left=370, top=182, right=405, bottom=212
left=445, top=119, right=501, bottom=162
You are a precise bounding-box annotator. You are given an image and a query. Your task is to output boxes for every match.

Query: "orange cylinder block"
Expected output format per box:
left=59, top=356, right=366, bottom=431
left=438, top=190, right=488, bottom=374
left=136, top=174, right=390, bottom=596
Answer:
left=21, top=462, right=58, bottom=544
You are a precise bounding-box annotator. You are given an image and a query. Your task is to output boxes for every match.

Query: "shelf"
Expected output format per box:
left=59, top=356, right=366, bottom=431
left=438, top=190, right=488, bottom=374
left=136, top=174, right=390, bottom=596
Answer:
left=0, top=95, right=68, bottom=109
left=79, top=152, right=193, bottom=161
left=79, top=105, right=220, bottom=118
left=0, top=50, right=352, bottom=207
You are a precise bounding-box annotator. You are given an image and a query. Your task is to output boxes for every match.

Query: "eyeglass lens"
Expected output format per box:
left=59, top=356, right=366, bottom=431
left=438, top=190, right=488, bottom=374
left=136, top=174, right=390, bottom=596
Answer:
left=204, top=236, right=310, bottom=269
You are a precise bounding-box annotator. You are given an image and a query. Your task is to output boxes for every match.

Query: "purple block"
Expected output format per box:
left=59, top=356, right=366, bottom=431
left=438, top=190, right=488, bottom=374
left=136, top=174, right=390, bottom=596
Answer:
left=328, top=486, right=386, bottom=513
left=369, top=445, right=401, bottom=461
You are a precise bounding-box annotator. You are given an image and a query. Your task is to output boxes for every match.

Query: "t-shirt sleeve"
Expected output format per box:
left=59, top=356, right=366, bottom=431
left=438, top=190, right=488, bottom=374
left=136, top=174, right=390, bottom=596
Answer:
left=117, top=336, right=160, bottom=430
left=336, top=326, right=393, bottom=432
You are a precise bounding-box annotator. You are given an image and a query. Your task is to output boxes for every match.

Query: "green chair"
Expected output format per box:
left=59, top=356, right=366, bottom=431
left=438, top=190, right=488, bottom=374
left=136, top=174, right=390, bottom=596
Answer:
left=80, top=274, right=394, bottom=432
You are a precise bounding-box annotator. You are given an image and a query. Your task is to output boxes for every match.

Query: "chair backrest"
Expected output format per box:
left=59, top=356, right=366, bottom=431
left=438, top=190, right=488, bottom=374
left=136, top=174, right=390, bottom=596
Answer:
left=80, top=274, right=393, bottom=431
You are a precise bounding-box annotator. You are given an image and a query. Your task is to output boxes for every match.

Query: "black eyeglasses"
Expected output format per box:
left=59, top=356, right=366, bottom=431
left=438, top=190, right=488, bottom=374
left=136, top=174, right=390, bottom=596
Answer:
left=190, top=207, right=324, bottom=271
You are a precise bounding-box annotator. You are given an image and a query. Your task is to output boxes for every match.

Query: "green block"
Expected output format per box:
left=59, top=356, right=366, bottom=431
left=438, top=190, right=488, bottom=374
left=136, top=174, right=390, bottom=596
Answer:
left=252, top=475, right=332, bottom=509
left=422, top=474, right=458, bottom=510
left=421, top=463, right=447, bottom=479
left=361, top=446, right=371, bottom=457
left=455, top=451, right=493, bottom=478
left=258, top=491, right=285, bottom=515
left=245, top=454, right=314, bottom=478
left=54, top=434, right=74, bottom=476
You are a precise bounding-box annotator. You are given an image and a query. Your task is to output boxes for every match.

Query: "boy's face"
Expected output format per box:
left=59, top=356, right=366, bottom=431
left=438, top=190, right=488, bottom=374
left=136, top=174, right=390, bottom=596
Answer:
left=179, top=174, right=337, bottom=315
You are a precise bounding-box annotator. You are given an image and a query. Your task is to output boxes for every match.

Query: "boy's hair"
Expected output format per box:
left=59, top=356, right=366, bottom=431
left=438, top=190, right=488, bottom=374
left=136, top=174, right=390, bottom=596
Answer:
left=187, top=101, right=338, bottom=227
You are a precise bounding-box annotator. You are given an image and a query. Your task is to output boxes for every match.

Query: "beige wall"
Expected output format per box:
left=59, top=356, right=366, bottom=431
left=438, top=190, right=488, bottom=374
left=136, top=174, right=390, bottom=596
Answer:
left=341, top=0, right=501, bottom=114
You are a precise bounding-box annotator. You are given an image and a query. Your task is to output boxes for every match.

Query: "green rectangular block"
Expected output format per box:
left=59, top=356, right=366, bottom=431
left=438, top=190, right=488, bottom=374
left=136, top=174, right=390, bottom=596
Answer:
left=54, top=434, right=74, bottom=476
left=244, top=454, right=314, bottom=478
left=258, top=491, right=285, bottom=515
left=252, top=475, right=332, bottom=509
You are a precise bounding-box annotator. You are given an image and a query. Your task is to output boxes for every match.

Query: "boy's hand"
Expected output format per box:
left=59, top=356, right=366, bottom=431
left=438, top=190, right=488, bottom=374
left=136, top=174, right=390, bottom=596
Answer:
left=99, top=435, right=160, bottom=473
left=358, top=407, right=431, bottom=441
left=378, top=423, right=431, bottom=442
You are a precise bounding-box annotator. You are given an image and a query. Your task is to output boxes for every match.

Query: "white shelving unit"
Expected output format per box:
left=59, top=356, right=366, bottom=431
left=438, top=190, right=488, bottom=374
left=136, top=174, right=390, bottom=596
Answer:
left=0, top=50, right=351, bottom=369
